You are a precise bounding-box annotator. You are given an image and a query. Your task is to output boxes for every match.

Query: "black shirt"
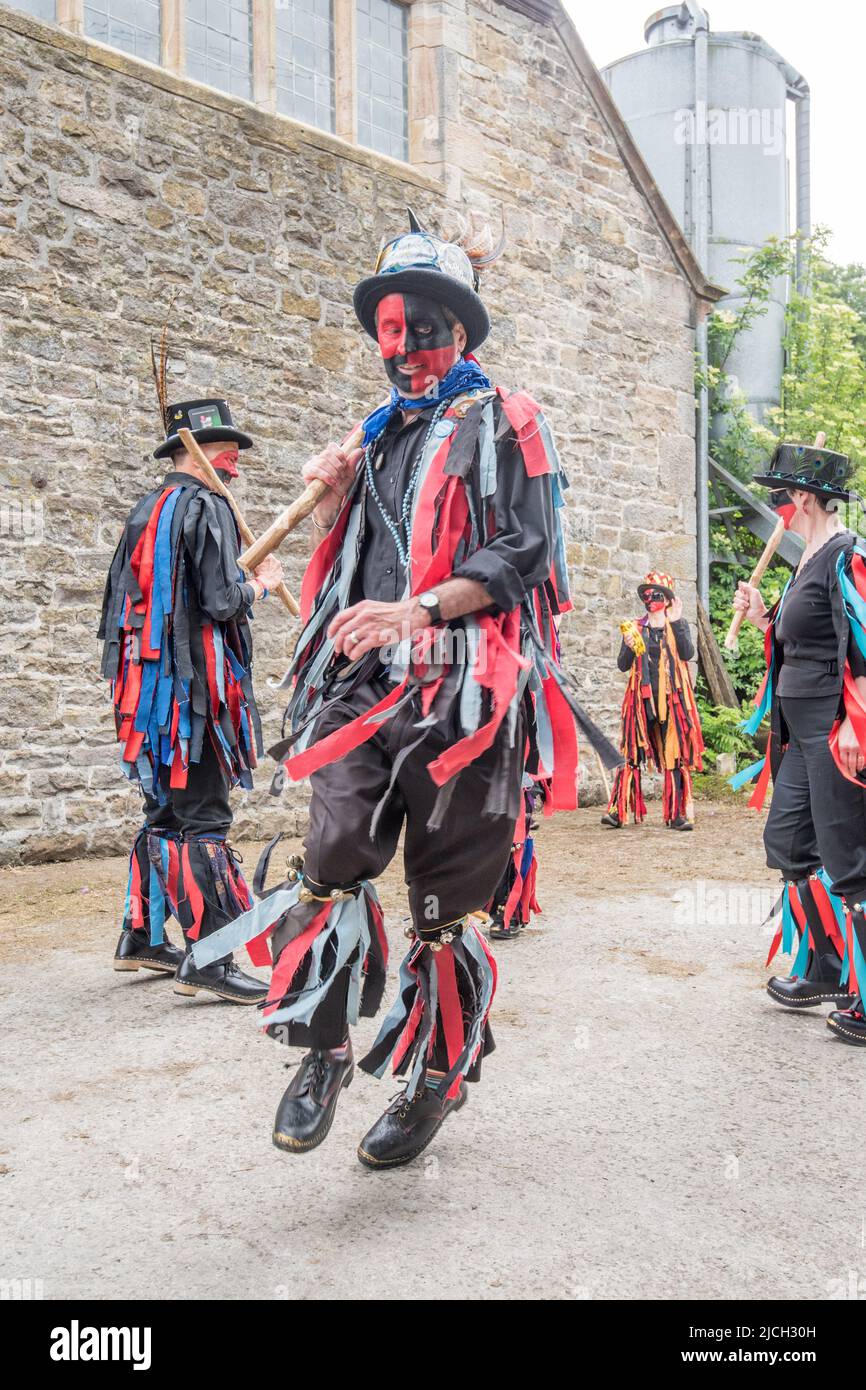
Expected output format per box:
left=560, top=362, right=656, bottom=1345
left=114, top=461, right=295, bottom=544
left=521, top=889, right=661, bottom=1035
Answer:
left=776, top=532, right=850, bottom=697
left=355, top=398, right=557, bottom=611
left=358, top=415, right=427, bottom=603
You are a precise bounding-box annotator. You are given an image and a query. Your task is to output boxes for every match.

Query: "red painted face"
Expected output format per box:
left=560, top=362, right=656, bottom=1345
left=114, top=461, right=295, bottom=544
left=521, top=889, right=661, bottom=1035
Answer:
left=211, top=447, right=239, bottom=478
left=769, top=489, right=796, bottom=528
left=375, top=292, right=459, bottom=396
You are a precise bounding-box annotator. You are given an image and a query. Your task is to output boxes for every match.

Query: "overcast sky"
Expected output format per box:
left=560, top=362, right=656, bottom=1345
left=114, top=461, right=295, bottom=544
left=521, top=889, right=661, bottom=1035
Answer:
left=564, top=0, right=865, bottom=268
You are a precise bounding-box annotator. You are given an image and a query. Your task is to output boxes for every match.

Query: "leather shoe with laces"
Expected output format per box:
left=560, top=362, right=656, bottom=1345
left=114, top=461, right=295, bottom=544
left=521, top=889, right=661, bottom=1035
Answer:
left=273, top=1046, right=355, bottom=1153
left=113, top=929, right=184, bottom=974
left=173, top=948, right=267, bottom=1003
left=357, top=1080, right=467, bottom=1169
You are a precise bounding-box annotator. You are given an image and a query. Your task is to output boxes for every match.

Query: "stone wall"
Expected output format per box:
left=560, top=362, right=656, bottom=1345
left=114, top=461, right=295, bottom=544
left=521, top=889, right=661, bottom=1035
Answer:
left=0, top=0, right=698, bottom=864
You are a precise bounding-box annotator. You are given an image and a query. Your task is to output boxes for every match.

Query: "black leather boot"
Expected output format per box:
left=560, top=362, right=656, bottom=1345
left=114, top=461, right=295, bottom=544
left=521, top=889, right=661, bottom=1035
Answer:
left=113, top=929, right=184, bottom=975
left=272, top=1046, right=355, bottom=1153
left=767, top=957, right=856, bottom=1009
left=827, top=1000, right=866, bottom=1044
left=667, top=815, right=694, bottom=831
left=357, top=1081, right=468, bottom=1169
left=768, top=877, right=855, bottom=1009
left=600, top=811, right=622, bottom=829
left=173, top=948, right=268, bottom=1003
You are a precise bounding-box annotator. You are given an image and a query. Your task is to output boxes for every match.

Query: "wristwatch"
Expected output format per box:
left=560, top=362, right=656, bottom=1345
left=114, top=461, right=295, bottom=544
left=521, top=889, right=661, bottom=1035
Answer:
left=417, top=590, right=443, bottom=625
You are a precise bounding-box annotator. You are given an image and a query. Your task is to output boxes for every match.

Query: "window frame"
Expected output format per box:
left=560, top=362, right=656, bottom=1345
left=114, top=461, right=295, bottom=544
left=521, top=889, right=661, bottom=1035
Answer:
left=52, top=0, right=414, bottom=161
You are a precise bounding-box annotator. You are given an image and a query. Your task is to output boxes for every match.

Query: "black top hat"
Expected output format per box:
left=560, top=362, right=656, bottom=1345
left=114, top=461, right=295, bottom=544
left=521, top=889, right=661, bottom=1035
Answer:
left=353, top=210, right=490, bottom=354
left=154, top=399, right=253, bottom=461
left=752, top=442, right=854, bottom=501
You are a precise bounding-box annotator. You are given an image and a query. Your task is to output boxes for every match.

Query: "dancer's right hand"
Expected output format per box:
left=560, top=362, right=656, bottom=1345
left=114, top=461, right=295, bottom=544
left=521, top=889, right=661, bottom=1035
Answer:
left=304, top=444, right=363, bottom=529
left=733, top=581, right=767, bottom=625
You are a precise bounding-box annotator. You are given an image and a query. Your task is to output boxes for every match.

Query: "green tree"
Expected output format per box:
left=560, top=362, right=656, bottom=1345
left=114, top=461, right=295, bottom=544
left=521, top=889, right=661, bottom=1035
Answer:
left=818, top=260, right=866, bottom=366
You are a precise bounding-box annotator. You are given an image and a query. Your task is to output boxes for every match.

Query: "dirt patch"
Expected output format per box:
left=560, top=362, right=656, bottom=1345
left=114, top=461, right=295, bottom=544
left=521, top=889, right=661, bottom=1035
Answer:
left=0, top=801, right=769, bottom=965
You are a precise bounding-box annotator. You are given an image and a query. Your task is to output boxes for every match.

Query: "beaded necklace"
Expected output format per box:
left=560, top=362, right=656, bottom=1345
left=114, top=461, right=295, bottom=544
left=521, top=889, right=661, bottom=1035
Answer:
left=364, top=398, right=450, bottom=570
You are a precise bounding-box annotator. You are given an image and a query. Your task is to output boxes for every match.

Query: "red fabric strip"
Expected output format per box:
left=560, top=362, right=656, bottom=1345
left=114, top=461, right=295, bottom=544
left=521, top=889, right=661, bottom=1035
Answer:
left=181, top=844, right=205, bottom=942
left=435, top=944, right=466, bottom=1101
left=426, top=610, right=526, bottom=787
left=130, top=853, right=144, bottom=932
left=166, top=840, right=180, bottom=914
left=747, top=754, right=773, bottom=811
left=498, top=387, right=549, bottom=476
left=263, top=902, right=333, bottom=1014
left=392, top=990, right=424, bottom=1072
left=542, top=670, right=580, bottom=811
left=811, top=877, right=845, bottom=958
left=283, top=672, right=410, bottom=782
left=765, top=924, right=783, bottom=967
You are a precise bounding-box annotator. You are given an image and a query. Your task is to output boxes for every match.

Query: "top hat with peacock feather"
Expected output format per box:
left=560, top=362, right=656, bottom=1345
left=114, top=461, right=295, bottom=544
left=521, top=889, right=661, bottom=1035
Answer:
left=353, top=208, right=504, bottom=354
left=752, top=442, right=855, bottom=502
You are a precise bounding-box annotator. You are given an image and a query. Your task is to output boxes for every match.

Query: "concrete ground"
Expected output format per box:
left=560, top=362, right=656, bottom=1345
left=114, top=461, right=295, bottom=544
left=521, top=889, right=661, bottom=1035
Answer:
left=2, top=803, right=864, bottom=1301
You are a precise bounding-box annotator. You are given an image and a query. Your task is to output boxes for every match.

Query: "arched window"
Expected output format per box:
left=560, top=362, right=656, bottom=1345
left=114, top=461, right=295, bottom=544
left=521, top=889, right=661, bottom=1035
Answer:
left=84, top=0, right=161, bottom=65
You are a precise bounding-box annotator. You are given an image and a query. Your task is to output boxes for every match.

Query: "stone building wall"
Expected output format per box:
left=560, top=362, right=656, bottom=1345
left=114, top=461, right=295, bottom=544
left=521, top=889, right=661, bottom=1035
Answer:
left=0, top=0, right=700, bottom=864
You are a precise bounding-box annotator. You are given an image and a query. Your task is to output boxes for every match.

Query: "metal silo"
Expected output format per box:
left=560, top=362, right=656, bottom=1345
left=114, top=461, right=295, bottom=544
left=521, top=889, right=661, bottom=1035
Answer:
left=601, top=3, right=811, bottom=601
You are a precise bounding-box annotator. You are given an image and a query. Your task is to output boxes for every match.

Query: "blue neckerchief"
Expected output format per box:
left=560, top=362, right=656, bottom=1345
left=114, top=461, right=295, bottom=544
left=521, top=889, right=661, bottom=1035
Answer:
left=361, top=357, right=492, bottom=446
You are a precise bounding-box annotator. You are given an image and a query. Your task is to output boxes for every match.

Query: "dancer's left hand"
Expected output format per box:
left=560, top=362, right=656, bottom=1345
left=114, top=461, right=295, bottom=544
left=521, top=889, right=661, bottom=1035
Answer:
left=667, top=596, right=683, bottom=621
left=329, top=597, right=431, bottom=659
left=837, top=716, right=865, bottom=778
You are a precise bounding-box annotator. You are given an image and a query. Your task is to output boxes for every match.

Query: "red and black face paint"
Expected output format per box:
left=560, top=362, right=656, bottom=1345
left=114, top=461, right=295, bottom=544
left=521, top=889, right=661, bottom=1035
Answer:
left=643, top=589, right=668, bottom=612
left=769, top=488, right=796, bottom=528
left=211, top=447, right=239, bottom=479
left=375, top=293, right=459, bottom=395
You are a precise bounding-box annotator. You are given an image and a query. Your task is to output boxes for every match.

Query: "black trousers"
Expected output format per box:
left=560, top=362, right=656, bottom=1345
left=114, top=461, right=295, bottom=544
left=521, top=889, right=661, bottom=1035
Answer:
left=272, top=675, right=522, bottom=1050
left=763, top=695, right=866, bottom=903
left=142, top=736, right=232, bottom=838
left=125, top=737, right=243, bottom=945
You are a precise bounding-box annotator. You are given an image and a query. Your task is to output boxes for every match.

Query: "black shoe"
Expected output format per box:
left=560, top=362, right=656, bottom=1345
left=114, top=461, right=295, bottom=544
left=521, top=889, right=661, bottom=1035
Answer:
left=600, top=812, right=622, bottom=829
left=357, top=1081, right=468, bottom=1170
left=173, top=948, right=267, bottom=1004
left=667, top=816, right=694, bottom=831
left=113, top=929, right=184, bottom=975
left=488, top=910, right=524, bottom=941
left=767, top=974, right=856, bottom=1009
left=273, top=1046, right=355, bottom=1153
left=827, top=1003, right=866, bottom=1045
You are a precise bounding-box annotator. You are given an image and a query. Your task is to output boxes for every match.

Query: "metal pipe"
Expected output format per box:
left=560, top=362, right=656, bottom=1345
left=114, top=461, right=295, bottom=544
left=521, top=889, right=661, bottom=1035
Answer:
left=794, top=93, right=811, bottom=292
left=685, top=2, right=711, bottom=607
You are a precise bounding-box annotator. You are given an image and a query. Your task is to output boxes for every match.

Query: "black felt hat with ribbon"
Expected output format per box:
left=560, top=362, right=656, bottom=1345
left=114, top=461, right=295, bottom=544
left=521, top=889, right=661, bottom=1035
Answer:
left=753, top=442, right=854, bottom=502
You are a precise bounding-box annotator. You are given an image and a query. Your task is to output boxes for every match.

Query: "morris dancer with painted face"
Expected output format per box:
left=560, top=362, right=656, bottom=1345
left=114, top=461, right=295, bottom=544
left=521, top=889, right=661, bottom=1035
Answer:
left=192, top=211, right=619, bottom=1166
left=100, top=378, right=283, bottom=1003
left=602, top=572, right=703, bottom=831
left=731, top=444, right=866, bottom=1043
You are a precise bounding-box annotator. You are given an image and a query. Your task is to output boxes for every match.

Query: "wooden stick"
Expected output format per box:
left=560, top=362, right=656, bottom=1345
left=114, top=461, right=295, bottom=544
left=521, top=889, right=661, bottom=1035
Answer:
left=238, top=417, right=374, bottom=572
left=178, top=429, right=299, bottom=616
left=724, top=431, right=826, bottom=651
left=592, top=745, right=612, bottom=801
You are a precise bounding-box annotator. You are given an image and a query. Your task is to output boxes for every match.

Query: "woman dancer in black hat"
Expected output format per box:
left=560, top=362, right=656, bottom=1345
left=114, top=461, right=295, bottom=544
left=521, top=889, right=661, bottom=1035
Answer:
left=733, top=443, right=866, bottom=1042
